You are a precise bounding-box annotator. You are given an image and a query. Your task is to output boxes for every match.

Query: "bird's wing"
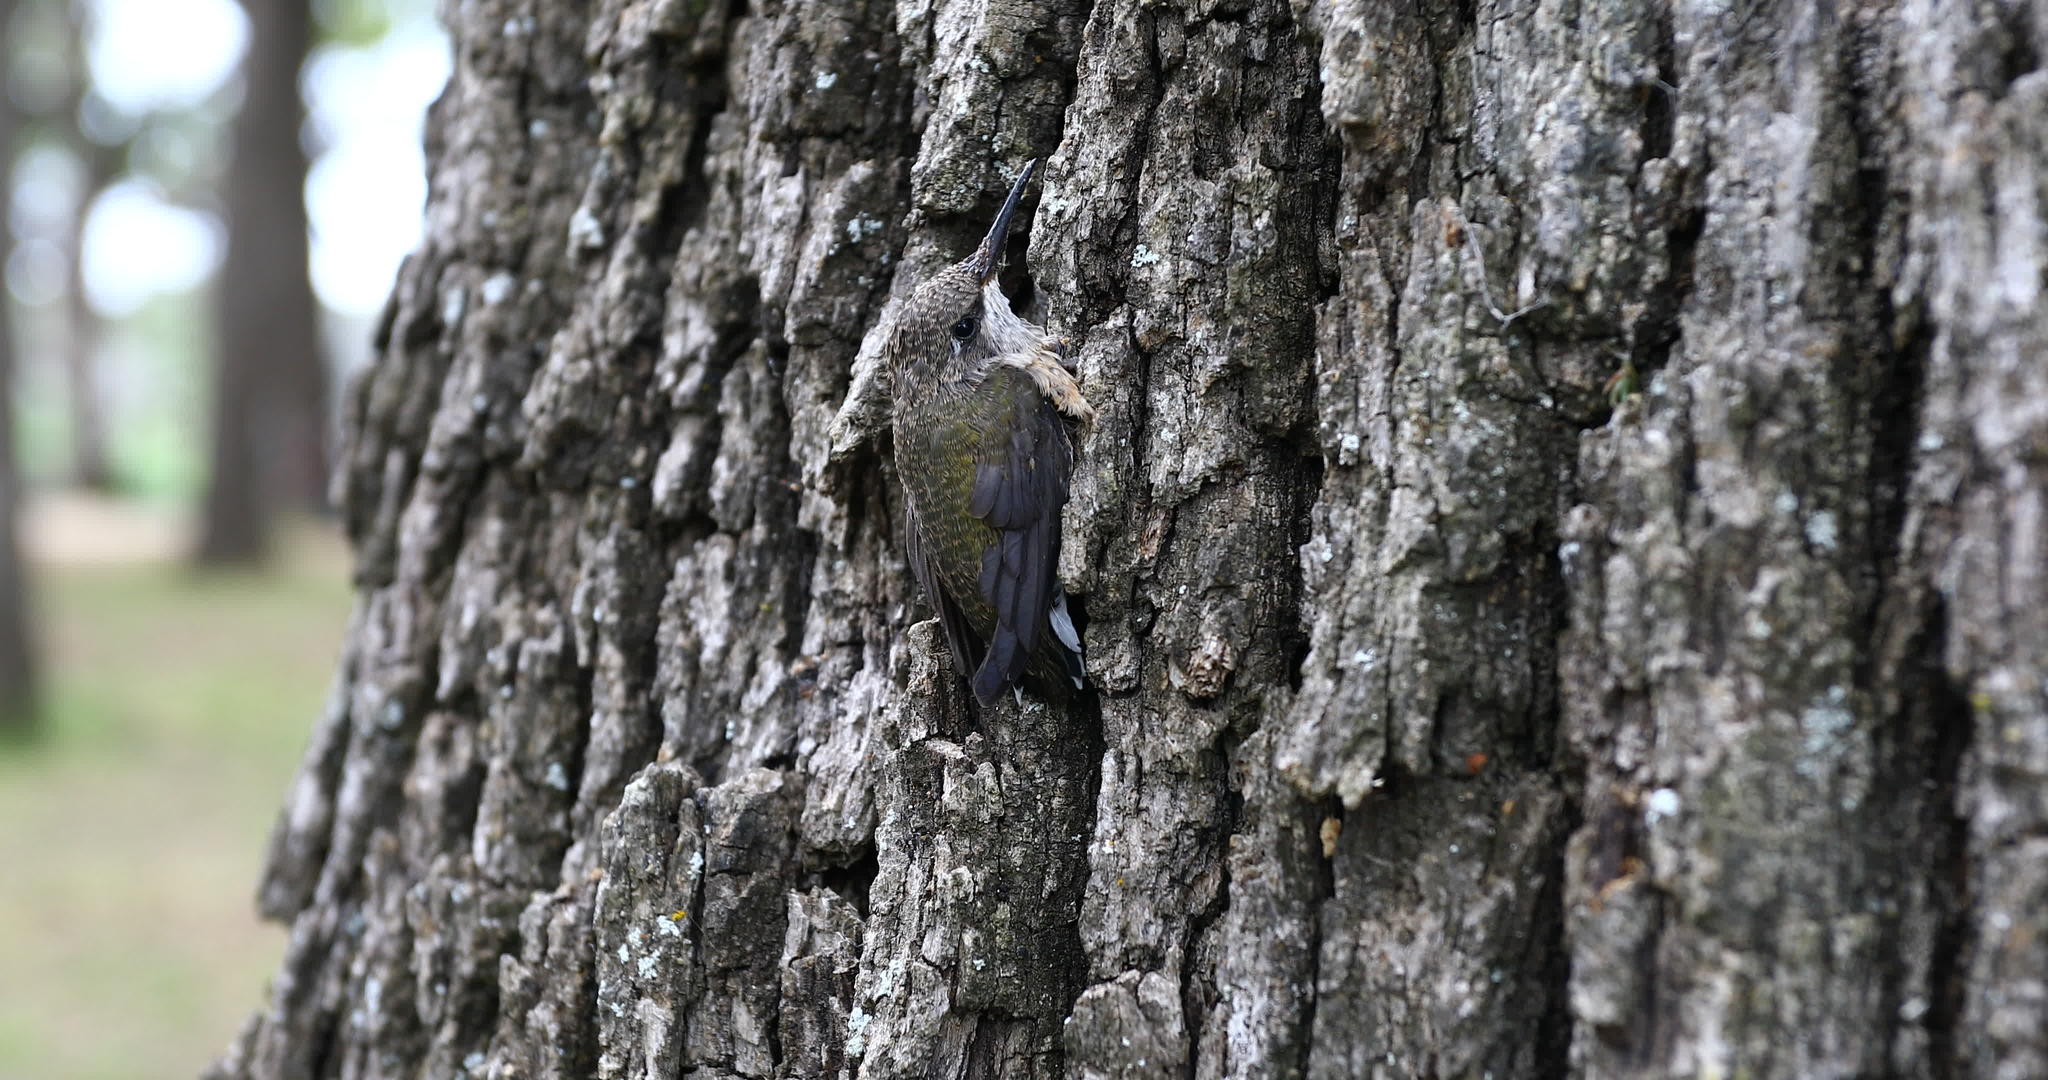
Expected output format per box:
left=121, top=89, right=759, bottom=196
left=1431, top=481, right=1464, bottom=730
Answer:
left=965, top=366, right=1074, bottom=705
left=904, top=503, right=983, bottom=682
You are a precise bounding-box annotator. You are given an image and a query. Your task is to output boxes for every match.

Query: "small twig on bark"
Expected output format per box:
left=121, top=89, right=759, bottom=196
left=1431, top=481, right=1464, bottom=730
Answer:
left=1461, top=225, right=1551, bottom=329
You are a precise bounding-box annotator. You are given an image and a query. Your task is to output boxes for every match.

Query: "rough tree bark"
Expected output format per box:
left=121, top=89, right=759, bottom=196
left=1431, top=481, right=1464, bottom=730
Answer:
left=213, top=1, right=2046, bottom=1077
left=197, top=0, right=328, bottom=564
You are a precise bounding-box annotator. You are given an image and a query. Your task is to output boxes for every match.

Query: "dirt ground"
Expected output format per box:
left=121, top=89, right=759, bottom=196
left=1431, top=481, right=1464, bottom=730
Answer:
left=21, top=492, right=203, bottom=567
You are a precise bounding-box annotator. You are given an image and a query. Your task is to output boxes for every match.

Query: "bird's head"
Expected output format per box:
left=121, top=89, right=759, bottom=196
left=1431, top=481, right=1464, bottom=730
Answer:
left=887, top=160, right=1051, bottom=382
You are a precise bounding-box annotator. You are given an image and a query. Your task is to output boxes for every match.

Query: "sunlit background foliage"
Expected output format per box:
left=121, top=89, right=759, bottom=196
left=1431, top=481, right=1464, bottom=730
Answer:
left=8, top=0, right=444, bottom=495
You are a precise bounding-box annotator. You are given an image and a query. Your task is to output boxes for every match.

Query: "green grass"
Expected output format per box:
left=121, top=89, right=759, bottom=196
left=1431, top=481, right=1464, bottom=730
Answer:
left=0, top=525, right=352, bottom=1080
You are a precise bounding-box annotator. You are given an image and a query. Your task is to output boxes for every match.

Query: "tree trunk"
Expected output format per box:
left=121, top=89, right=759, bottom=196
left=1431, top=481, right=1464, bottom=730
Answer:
left=62, top=203, right=112, bottom=492
left=0, top=300, right=30, bottom=736
left=196, top=0, right=326, bottom=564
left=61, top=0, right=114, bottom=492
left=0, top=0, right=39, bottom=733
left=213, top=1, right=2048, bottom=1078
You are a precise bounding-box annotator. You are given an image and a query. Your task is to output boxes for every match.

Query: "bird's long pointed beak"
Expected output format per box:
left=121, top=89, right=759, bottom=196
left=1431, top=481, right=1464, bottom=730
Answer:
left=969, top=159, right=1038, bottom=284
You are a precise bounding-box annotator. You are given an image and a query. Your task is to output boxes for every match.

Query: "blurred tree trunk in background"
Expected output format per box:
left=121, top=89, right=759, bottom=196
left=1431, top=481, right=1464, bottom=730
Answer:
left=0, top=0, right=40, bottom=734
left=61, top=191, right=111, bottom=491
left=213, top=2, right=2048, bottom=1078
left=195, top=0, right=325, bottom=564
left=0, top=320, right=32, bottom=736
left=59, top=0, right=113, bottom=492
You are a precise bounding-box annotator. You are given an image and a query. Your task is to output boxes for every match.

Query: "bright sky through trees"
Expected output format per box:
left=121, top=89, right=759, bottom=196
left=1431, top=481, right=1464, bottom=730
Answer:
left=77, top=0, right=448, bottom=317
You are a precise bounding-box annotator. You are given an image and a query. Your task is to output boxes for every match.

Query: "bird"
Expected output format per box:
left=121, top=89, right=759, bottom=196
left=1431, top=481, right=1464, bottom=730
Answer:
left=885, top=159, right=1094, bottom=706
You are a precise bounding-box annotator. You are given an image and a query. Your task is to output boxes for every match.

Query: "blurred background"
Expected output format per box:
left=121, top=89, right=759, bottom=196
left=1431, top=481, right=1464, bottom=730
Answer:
left=0, top=0, right=446, bottom=1075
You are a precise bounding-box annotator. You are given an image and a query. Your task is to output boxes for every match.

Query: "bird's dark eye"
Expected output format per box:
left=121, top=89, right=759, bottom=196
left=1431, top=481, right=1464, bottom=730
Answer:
left=950, top=315, right=979, bottom=340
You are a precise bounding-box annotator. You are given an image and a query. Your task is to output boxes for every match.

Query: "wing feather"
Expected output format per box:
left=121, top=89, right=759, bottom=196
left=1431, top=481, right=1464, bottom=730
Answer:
left=965, top=374, right=1076, bottom=705
left=905, top=505, right=982, bottom=681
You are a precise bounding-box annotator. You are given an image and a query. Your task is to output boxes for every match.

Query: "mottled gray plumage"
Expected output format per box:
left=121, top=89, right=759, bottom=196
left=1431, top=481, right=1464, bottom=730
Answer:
left=885, top=161, right=1094, bottom=706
